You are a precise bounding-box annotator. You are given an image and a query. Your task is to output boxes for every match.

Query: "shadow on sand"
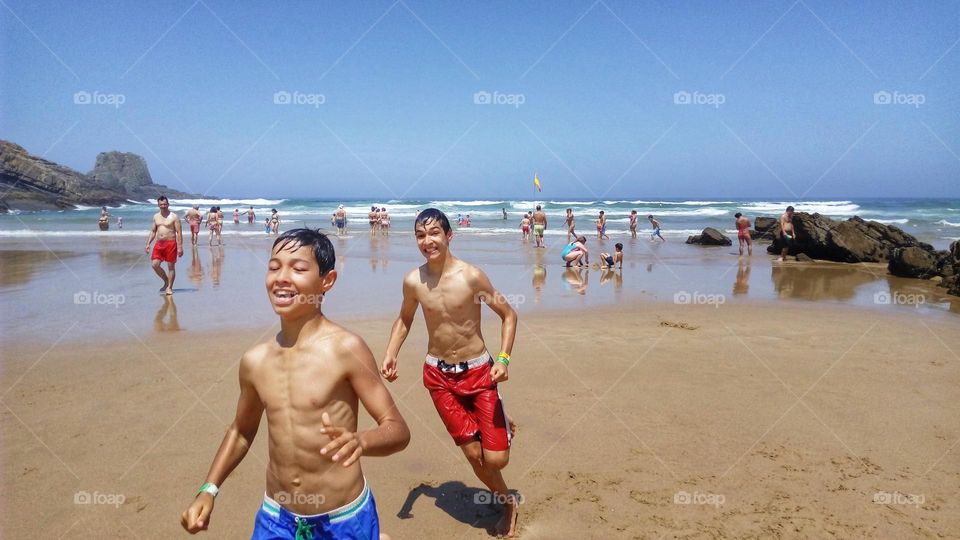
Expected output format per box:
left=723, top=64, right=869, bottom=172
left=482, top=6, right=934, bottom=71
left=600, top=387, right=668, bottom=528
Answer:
left=397, top=481, right=519, bottom=536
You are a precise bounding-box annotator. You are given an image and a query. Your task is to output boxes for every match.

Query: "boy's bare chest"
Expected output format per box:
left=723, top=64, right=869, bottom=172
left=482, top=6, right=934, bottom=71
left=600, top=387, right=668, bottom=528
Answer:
left=256, top=358, right=347, bottom=412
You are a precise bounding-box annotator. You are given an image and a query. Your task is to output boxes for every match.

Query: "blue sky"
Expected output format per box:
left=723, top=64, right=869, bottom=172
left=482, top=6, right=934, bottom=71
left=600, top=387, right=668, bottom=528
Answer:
left=2, top=0, right=958, bottom=199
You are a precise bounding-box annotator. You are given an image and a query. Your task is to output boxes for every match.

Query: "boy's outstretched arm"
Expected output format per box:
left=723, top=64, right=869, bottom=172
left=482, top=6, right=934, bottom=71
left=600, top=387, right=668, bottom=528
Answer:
left=181, top=353, right=264, bottom=534
left=474, top=269, right=518, bottom=383
left=380, top=275, right=419, bottom=382
left=323, top=336, right=411, bottom=465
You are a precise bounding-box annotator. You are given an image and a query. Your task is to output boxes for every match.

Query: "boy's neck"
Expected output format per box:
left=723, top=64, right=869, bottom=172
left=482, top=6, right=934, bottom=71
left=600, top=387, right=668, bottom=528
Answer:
left=278, top=310, right=325, bottom=346
left=425, top=251, right=455, bottom=275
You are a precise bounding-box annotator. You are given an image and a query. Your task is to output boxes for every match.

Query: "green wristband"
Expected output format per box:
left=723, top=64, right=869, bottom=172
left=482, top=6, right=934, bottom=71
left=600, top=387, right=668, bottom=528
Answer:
left=496, top=354, right=510, bottom=366
left=197, top=482, right=219, bottom=497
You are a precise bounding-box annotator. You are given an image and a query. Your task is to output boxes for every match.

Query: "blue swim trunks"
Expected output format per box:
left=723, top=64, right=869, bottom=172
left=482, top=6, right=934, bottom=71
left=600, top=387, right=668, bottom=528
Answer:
left=251, top=482, right=379, bottom=540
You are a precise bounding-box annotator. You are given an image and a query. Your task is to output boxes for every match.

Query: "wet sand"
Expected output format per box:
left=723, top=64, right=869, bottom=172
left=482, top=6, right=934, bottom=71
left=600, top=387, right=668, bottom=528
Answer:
left=2, top=231, right=958, bottom=344
left=2, top=299, right=959, bottom=538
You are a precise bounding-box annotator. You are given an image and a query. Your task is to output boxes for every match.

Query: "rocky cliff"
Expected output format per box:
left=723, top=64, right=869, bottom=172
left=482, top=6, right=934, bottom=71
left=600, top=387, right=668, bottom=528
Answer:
left=0, top=140, right=201, bottom=212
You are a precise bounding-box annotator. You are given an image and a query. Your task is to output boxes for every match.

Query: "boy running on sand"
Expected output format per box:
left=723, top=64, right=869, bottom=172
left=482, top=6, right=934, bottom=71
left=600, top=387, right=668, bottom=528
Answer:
left=181, top=228, right=410, bottom=539
left=380, top=209, right=520, bottom=537
left=648, top=215, right=665, bottom=242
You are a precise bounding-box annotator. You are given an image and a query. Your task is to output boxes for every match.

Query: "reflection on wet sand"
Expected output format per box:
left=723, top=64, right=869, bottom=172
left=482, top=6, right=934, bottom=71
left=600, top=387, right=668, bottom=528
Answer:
left=0, top=250, right=83, bottom=287
left=209, top=245, right=224, bottom=287
left=532, top=264, right=546, bottom=303
left=189, top=246, right=204, bottom=288
left=562, top=267, right=588, bottom=295
left=600, top=268, right=622, bottom=290
left=734, top=260, right=751, bottom=296
left=154, top=295, right=180, bottom=332
left=771, top=263, right=880, bottom=301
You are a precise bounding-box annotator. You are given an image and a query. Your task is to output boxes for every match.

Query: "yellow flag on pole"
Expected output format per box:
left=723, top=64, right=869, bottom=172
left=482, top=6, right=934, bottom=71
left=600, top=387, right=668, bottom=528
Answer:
left=534, top=174, right=541, bottom=192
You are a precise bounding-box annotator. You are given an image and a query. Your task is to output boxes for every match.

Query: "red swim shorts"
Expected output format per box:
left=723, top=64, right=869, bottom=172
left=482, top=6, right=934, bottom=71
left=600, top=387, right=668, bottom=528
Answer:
left=151, top=239, right=178, bottom=263
left=190, top=221, right=200, bottom=234
left=422, top=353, right=512, bottom=451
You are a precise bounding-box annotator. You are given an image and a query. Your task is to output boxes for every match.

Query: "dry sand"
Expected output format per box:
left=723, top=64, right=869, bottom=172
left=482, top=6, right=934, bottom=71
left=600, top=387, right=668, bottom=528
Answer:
left=2, top=302, right=958, bottom=538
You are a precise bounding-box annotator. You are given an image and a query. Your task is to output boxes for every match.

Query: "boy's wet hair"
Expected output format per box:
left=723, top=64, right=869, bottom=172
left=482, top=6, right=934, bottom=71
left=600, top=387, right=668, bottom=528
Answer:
left=735, top=212, right=742, bottom=218
left=415, top=208, right=451, bottom=233
left=615, top=243, right=623, bottom=250
left=272, top=228, right=336, bottom=276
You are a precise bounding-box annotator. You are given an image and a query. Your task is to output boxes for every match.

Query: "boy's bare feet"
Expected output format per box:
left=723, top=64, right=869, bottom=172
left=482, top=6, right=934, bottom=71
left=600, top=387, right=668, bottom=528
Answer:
left=495, top=495, right=519, bottom=537
left=164, top=287, right=174, bottom=295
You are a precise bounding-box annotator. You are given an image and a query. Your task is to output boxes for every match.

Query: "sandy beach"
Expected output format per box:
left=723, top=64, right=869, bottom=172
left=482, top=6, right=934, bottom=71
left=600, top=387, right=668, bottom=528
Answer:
left=3, top=279, right=959, bottom=538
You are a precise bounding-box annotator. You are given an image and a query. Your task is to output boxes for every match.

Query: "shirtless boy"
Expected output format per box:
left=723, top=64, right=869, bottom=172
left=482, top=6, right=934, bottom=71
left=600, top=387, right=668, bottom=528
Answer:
left=380, top=209, right=520, bottom=537
left=531, top=205, right=547, bottom=248
left=778, top=206, right=795, bottom=261
left=599, top=242, right=623, bottom=269
left=185, top=204, right=202, bottom=246
left=181, top=228, right=410, bottom=539
left=145, top=196, right=183, bottom=295
left=648, top=215, right=665, bottom=243
left=629, top=210, right=638, bottom=239
left=596, top=211, right=608, bottom=240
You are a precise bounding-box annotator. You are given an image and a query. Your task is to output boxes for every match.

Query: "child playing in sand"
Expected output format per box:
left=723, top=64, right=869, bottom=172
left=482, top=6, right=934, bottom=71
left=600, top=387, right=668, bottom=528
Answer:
left=181, top=228, right=410, bottom=539
left=599, top=243, right=623, bottom=269
left=561, top=235, right=589, bottom=267
left=380, top=209, right=520, bottom=537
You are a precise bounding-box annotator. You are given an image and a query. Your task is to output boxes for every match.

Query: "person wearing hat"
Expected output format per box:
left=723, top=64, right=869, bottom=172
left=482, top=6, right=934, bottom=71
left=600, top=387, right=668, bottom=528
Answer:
left=335, top=204, right=347, bottom=236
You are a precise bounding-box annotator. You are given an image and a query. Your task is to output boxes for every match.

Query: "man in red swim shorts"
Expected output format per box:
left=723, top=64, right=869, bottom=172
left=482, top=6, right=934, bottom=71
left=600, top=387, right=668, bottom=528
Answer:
left=145, top=195, right=183, bottom=295
left=381, top=208, right=520, bottom=537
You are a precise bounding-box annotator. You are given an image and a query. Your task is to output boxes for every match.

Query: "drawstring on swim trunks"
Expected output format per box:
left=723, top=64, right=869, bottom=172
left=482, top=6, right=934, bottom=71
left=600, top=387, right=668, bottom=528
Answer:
left=294, top=517, right=315, bottom=540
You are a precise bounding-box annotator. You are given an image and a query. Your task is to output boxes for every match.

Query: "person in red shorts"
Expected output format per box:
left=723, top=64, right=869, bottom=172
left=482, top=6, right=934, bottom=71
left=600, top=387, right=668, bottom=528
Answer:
left=145, top=195, right=184, bottom=295
left=381, top=208, right=520, bottom=537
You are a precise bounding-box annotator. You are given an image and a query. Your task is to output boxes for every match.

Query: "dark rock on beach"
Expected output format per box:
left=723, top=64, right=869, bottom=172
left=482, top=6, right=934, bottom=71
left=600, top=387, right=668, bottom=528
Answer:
left=888, top=247, right=940, bottom=279
left=754, top=216, right=777, bottom=232
left=766, top=212, right=928, bottom=263
left=0, top=140, right=201, bottom=212
left=686, top=227, right=732, bottom=246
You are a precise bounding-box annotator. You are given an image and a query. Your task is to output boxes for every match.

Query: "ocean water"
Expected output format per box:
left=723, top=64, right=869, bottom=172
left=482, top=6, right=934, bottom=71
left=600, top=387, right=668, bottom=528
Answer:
left=2, top=198, right=959, bottom=249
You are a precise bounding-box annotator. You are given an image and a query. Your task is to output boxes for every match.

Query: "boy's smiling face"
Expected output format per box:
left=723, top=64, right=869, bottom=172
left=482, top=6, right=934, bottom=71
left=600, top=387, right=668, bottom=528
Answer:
left=266, top=242, right=336, bottom=316
left=415, top=219, right=452, bottom=262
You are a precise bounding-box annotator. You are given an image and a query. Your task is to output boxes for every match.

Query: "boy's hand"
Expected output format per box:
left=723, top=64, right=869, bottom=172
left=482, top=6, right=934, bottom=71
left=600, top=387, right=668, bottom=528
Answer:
left=380, top=356, right=398, bottom=382
left=490, top=362, right=509, bottom=383
left=319, top=412, right=363, bottom=466
left=180, top=492, right=214, bottom=534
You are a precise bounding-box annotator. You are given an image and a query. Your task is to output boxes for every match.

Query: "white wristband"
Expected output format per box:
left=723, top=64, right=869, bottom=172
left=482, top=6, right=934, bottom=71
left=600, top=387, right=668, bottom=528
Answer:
left=198, top=482, right=219, bottom=497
